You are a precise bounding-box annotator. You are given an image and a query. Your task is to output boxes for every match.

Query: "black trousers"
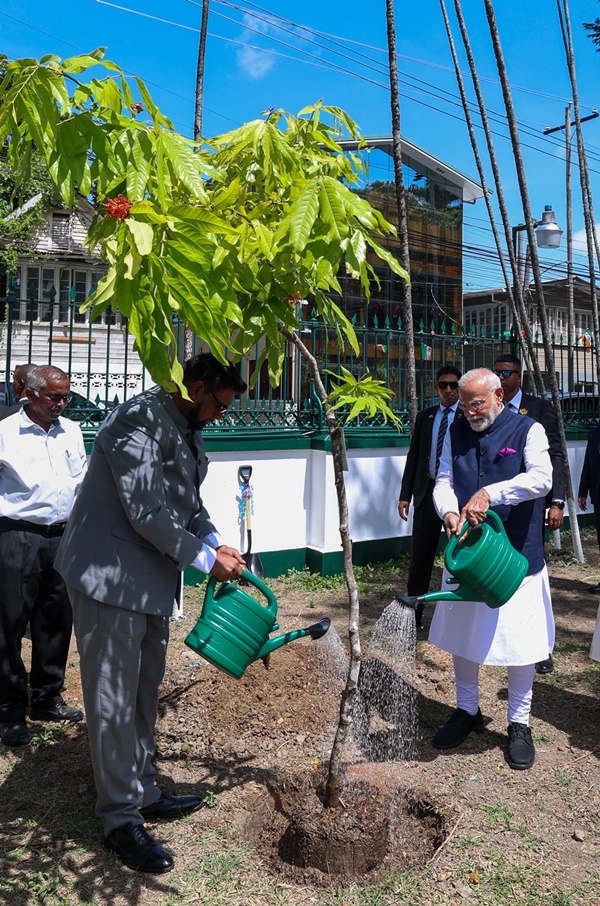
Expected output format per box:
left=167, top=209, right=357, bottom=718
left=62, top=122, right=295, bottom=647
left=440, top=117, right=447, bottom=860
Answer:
left=406, top=481, right=444, bottom=618
left=0, top=529, right=73, bottom=722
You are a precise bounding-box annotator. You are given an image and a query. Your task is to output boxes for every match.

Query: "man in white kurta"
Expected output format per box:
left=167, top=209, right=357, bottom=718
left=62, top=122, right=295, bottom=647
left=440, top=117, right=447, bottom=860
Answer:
left=430, top=368, right=554, bottom=770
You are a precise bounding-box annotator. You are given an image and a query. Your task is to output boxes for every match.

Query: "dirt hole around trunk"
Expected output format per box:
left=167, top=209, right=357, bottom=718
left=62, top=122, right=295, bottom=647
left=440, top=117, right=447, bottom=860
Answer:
left=238, top=769, right=455, bottom=887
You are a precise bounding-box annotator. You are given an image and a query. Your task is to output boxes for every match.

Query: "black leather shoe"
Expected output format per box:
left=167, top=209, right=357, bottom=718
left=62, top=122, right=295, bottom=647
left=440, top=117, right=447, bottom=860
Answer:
left=507, top=722, right=535, bottom=770
left=29, top=701, right=84, bottom=723
left=140, top=792, right=204, bottom=821
left=1, top=721, right=31, bottom=747
left=432, top=707, right=485, bottom=750
left=591, top=583, right=600, bottom=594
left=535, top=655, right=554, bottom=675
left=104, top=822, right=174, bottom=873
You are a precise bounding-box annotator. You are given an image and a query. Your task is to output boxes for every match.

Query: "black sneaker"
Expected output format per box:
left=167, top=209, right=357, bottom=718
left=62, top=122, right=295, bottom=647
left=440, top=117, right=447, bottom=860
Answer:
left=535, top=655, right=553, bottom=675
left=432, top=708, right=484, bottom=750
left=507, top=722, right=535, bottom=770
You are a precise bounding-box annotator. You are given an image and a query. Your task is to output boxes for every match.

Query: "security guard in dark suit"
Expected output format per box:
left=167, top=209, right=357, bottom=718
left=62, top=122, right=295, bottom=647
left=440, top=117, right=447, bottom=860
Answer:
left=578, top=424, right=600, bottom=592
left=398, top=365, right=462, bottom=629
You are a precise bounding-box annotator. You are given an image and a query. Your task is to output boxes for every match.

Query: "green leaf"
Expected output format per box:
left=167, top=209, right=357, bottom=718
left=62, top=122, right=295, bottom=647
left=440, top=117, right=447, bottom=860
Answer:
left=125, top=219, right=154, bottom=256
left=281, top=180, right=320, bottom=251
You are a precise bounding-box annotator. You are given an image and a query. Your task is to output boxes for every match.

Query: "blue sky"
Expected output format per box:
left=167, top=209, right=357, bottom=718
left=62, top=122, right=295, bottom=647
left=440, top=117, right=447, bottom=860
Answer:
left=3, top=0, right=600, bottom=291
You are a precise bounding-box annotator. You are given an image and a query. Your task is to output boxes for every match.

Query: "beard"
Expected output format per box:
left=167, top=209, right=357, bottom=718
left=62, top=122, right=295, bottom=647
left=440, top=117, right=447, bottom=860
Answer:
left=467, top=406, right=500, bottom=433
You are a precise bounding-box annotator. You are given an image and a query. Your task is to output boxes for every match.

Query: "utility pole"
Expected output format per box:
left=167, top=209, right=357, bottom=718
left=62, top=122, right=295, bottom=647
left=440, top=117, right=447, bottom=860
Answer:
left=544, top=107, right=599, bottom=391
left=385, top=0, right=417, bottom=432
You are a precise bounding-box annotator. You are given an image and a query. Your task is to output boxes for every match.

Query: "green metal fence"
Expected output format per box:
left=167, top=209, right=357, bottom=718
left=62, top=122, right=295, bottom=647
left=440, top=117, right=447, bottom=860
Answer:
left=2, top=297, right=598, bottom=443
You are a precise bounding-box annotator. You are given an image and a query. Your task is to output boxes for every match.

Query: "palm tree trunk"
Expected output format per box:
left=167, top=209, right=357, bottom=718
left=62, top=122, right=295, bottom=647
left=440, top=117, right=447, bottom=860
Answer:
left=385, top=0, right=417, bottom=431
left=484, top=0, right=583, bottom=562
left=186, top=0, right=211, bottom=361
left=444, top=0, right=542, bottom=390
left=194, top=0, right=210, bottom=143
left=556, top=0, right=600, bottom=391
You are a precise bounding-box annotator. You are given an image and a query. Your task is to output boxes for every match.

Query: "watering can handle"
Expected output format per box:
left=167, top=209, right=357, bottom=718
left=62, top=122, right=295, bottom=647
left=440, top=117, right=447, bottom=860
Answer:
left=203, top=569, right=278, bottom=615
left=446, top=509, right=504, bottom=558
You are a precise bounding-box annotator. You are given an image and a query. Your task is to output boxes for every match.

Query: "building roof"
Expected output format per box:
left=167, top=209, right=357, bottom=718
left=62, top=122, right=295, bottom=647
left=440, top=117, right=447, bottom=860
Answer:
left=337, top=136, right=485, bottom=204
left=464, top=276, right=593, bottom=307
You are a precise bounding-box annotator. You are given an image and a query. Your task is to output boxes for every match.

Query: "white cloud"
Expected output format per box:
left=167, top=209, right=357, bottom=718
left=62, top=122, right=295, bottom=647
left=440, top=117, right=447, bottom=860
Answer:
left=236, top=45, right=275, bottom=80
left=235, top=13, right=277, bottom=80
left=572, top=224, right=600, bottom=255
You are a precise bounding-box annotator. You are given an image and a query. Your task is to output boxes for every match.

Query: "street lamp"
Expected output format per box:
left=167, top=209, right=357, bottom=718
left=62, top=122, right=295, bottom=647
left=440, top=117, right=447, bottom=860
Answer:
left=511, top=205, right=563, bottom=258
left=511, top=205, right=563, bottom=296
left=509, top=206, right=563, bottom=390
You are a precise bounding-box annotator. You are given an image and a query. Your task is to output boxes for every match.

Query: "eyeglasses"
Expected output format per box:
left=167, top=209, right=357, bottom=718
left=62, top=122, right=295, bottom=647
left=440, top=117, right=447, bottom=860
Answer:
left=209, top=389, right=229, bottom=414
left=437, top=381, right=459, bottom=390
left=34, top=390, right=73, bottom=405
left=458, top=389, right=495, bottom=412
left=493, top=369, right=520, bottom=379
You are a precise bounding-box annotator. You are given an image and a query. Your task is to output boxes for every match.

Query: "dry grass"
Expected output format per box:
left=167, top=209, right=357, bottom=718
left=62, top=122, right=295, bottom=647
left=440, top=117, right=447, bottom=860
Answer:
left=1, top=531, right=600, bottom=905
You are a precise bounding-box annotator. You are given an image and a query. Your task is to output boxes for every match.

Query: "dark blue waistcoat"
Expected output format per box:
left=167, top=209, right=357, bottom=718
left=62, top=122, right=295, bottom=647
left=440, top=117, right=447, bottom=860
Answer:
left=450, top=405, right=544, bottom=575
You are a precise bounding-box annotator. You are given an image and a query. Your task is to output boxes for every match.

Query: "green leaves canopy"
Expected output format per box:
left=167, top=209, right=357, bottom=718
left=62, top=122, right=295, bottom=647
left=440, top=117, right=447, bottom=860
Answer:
left=0, top=50, right=408, bottom=405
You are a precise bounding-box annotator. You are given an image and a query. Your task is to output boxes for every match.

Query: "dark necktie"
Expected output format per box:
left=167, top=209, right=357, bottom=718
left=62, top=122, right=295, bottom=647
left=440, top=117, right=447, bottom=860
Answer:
left=435, top=407, right=449, bottom=476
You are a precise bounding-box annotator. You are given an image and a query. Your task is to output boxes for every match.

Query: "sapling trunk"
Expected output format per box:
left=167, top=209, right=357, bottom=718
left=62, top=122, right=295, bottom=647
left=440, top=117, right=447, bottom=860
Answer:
left=281, top=327, right=361, bottom=809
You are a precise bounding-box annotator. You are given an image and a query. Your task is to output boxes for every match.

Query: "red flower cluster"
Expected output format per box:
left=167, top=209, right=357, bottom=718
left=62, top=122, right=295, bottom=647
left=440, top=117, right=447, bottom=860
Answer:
left=103, top=195, right=133, bottom=221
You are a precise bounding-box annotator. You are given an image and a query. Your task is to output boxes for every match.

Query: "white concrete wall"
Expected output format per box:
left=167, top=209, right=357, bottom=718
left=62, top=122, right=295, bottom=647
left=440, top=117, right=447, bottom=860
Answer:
left=199, top=437, right=591, bottom=559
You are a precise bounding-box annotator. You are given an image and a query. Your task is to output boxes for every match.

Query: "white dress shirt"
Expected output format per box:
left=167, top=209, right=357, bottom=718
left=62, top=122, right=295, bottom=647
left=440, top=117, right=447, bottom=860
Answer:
left=0, top=408, right=88, bottom=524
left=428, top=401, right=459, bottom=479
left=505, top=388, right=523, bottom=412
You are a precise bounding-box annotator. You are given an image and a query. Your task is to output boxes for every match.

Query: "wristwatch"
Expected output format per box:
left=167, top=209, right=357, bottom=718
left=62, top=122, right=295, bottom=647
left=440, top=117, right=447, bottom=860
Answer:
left=551, top=500, right=565, bottom=510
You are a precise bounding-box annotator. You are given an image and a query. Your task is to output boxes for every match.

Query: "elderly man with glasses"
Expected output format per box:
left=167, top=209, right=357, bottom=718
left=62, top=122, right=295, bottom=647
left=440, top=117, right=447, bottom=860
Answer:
left=493, top=353, right=565, bottom=675
left=398, top=365, right=462, bottom=630
left=0, top=365, right=88, bottom=747
left=430, top=368, right=554, bottom=771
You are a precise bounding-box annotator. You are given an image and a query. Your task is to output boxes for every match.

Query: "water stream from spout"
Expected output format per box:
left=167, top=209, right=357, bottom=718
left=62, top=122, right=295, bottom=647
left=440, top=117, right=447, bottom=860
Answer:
left=352, top=599, right=419, bottom=761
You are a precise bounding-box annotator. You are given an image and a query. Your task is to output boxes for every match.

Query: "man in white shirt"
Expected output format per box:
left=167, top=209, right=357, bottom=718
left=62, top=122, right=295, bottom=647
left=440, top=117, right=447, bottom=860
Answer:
left=0, top=366, right=88, bottom=748
left=431, top=368, right=554, bottom=770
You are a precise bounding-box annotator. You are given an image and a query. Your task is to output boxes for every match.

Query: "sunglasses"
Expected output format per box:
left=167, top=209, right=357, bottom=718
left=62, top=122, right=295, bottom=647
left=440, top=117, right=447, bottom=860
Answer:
left=437, top=381, right=459, bottom=390
left=493, top=369, right=520, bottom=379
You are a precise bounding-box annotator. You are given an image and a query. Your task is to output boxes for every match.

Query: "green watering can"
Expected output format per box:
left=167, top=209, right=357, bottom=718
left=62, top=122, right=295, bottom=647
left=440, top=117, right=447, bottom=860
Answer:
left=185, top=569, right=331, bottom=679
left=399, top=510, right=528, bottom=612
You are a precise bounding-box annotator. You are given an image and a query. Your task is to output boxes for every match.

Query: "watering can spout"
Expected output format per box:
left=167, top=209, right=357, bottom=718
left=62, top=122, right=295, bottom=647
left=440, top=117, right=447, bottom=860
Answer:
left=256, top=617, right=331, bottom=661
left=397, top=595, right=423, bottom=610
left=306, top=617, right=331, bottom=639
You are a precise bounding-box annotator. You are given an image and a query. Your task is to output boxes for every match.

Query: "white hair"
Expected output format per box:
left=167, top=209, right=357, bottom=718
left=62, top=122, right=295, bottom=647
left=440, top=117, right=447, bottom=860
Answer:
left=459, top=368, right=501, bottom=393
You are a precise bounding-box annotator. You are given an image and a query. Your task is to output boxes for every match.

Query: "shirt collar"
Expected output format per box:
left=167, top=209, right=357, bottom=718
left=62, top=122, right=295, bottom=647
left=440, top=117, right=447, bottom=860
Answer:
left=507, top=388, right=523, bottom=410
left=18, top=406, right=64, bottom=435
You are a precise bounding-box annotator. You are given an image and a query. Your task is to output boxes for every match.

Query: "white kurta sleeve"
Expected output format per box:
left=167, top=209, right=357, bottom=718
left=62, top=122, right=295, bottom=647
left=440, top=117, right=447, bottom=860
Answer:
left=484, top=422, right=552, bottom=506
left=432, top=420, right=552, bottom=516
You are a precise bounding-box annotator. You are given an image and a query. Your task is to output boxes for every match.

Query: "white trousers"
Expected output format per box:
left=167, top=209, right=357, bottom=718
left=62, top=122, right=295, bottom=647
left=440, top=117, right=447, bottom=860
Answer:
left=453, top=655, right=535, bottom=725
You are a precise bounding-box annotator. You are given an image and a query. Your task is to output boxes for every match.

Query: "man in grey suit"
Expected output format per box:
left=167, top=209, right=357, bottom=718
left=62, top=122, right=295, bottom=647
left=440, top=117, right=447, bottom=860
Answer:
left=55, top=354, right=247, bottom=874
